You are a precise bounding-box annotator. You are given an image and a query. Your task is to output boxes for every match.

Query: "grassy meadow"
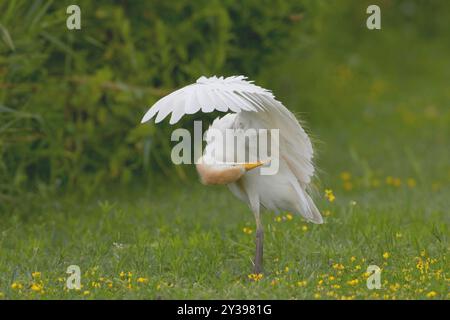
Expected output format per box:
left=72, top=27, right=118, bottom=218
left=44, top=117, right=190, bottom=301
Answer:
left=0, top=1, right=449, bottom=299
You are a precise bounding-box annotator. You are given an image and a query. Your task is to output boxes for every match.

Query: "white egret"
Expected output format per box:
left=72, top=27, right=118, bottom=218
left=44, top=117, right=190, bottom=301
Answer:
left=141, top=75, right=322, bottom=273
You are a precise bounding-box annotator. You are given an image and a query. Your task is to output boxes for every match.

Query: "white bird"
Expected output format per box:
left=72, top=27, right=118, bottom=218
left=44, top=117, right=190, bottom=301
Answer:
left=141, top=75, right=322, bottom=273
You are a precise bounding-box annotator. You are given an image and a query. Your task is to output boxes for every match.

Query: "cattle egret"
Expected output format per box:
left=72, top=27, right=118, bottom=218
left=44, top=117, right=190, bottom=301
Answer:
left=141, top=75, right=322, bottom=274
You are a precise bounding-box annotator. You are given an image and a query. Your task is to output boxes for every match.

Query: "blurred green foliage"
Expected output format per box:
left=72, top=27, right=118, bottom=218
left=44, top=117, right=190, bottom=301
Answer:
left=0, top=0, right=311, bottom=201
left=0, top=0, right=449, bottom=205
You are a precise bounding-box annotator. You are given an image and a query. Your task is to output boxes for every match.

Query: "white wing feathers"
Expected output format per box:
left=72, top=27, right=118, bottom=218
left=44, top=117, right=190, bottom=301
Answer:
left=141, top=76, right=271, bottom=125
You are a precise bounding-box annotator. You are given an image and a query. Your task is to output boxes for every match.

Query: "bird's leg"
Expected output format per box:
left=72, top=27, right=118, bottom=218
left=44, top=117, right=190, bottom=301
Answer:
left=253, top=207, right=264, bottom=274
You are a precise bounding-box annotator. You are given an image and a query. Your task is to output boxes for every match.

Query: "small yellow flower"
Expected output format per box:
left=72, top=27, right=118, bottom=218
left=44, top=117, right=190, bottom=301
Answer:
left=350, top=256, right=356, bottom=262
left=297, top=280, right=307, bottom=287
left=242, top=227, right=253, bottom=234
left=325, top=189, right=336, bottom=202
left=347, top=279, right=359, bottom=286
left=386, top=176, right=394, bottom=185
left=11, top=282, right=23, bottom=290
left=83, top=290, right=90, bottom=296
left=426, top=291, right=437, bottom=298
left=248, top=273, right=263, bottom=281
left=30, top=283, right=43, bottom=292
left=31, top=272, right=41, bottom=278
left=354, top=265, right=361, bottom=270
left=286, top=213, right=293, bottom=221
left=393, top=178, right=401, bottom=187
left=284, top=266, right=289, bottom=272
left=331, top=284, right=341, bottom=289
left=383, top=252, right=390, bottom=259
left=275, top=216, right=282, bottom=222
left=332, top=263, right=345, bottom=270
left=328, top=276, right=335, bottom=281
left=137, top=277, right=149, bottom=284
left=119, top=271, right=126, bottom=278
left=301, top=225, right=308, bottom=232
left=323, top=210, right=332, bottom=217
left=314, top=293, right=321, bottom=299
left=395, top=232, right=403, bottom=238
left=340, top=172, right=351, bottom=181
left=343, top=181, right=353, bottom=191
left=407, top=178, right=416, bottom=188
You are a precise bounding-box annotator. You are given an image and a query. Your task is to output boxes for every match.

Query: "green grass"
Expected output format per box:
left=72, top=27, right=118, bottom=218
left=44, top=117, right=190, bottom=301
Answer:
left=1, top=52, right=450, bottom=301
left=1, top=2, right=449, bottom=299
left=0, top=171, right=448, bottom=299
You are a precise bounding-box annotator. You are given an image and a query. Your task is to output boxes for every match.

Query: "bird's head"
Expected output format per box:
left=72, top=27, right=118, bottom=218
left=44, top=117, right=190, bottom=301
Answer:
left=195, top=157, right=266, bottom=185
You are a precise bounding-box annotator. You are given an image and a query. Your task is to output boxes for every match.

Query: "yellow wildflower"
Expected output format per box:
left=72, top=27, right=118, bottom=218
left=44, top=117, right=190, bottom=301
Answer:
left=343, top=181, right=353, bottom=191
left=325, top=189, right=335, bottom=202
left=332, top=263, right=345, bottom=270
left=30, top=283, right=43, bottom=292
left=340, top=172, right=351, bottom=181
left=347, top=279, right=359, bottom=286
left=137, top=277, right=149, bottom=284
left=297, top=280, right=307, bottom=287
left=407, top=178, right=416, bottom=188
left=331, top=284, right=341, bottom=289
left=426, top=291, right=437, bottom=298
left=242, top=227, right=253, bottom=234
left=386, top=176, right=394, bottom=185
left=314, top=293, right=321, bottom=299
left=383, top=252, right=390, bottom=259
left=393, top=178, right=401, bottom=187
left=11, top=282, right=23, bottom=290
left=301, top=225, right=308, bottom=232
left=248, top=273, right=263, bottom=281
left=31, top=272, right=41, bottom=278
left=83, top=290, right=90, bottom=296
left=350, top=256, right=356, bottom=262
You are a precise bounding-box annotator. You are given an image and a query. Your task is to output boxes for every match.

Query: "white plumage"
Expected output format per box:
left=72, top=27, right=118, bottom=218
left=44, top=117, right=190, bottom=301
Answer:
left=141, top=75, right=322, bottom=273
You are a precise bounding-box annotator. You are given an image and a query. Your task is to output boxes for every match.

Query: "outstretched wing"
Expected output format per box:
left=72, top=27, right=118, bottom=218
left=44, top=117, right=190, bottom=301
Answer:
left=141, top=75, right=272, bottom=125
left=141, top=75, right=315, bottom=184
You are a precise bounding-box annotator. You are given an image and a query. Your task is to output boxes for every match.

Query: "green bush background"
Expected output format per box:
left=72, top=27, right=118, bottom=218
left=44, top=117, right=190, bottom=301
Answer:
left=1, top=0, right=449, bottom=205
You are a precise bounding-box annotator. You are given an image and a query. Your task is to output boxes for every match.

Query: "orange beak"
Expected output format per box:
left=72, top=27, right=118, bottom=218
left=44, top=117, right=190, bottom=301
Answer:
left=243, top=161, right=265, bottom=171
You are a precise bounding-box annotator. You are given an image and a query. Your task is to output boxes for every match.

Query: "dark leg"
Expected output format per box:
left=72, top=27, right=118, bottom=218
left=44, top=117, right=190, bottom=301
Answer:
left=252, top=207, right=263, bottom=274
left=254, top=226, right=264, bottom=274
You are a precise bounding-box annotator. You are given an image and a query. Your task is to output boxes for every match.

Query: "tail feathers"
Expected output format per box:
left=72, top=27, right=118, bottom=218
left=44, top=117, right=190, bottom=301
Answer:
left=304, top=193, right=323, bottom=224
left=289, top=178, right=323, bottom=224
